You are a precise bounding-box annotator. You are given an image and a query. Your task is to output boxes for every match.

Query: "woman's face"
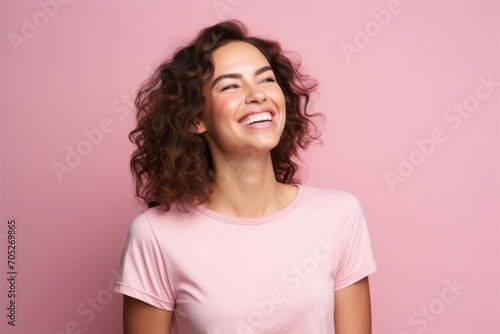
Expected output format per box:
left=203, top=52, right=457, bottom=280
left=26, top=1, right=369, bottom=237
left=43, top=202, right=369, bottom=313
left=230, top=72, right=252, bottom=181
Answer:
left=198, top=41, right=286, bottom=159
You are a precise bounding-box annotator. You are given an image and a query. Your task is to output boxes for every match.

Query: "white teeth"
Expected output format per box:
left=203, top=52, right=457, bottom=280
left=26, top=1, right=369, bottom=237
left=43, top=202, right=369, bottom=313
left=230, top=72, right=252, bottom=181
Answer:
left=240, top=112, right=272, bottom=125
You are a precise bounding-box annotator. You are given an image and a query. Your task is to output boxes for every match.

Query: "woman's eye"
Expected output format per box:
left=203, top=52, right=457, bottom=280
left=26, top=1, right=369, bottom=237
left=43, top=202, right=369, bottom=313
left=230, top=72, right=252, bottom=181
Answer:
left=221, top=84, right=238, bottom=91
left=261, top=77, right=276, bottom=84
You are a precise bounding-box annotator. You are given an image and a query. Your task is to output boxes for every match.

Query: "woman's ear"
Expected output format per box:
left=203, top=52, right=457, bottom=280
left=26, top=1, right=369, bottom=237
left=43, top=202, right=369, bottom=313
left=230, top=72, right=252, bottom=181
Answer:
left=194, top=119, right=207, bottom=134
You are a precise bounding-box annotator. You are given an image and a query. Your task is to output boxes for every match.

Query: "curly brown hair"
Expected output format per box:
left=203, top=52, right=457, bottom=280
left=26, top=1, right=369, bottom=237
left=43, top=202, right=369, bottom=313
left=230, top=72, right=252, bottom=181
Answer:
left=129, top=20, right=322, bottom=212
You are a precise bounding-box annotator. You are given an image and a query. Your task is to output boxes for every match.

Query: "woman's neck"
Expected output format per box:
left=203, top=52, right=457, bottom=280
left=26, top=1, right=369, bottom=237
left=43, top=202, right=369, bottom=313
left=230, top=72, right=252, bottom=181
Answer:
left=206, top=153, right=298, bottom=218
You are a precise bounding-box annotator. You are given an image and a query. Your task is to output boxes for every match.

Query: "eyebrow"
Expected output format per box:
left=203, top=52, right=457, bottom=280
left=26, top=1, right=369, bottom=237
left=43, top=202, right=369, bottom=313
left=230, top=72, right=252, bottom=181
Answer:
left=210, top=66, right=273, bottom=89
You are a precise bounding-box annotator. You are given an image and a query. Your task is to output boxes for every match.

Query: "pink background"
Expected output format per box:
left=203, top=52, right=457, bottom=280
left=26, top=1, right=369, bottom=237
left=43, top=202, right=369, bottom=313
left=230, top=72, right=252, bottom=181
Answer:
left=1, top=1, right=499, bottom=333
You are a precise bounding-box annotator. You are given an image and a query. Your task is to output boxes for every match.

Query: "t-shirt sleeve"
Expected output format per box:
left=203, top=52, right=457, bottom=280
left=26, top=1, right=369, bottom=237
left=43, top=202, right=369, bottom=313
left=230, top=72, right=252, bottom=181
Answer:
left=333, top=193, right=377, bottom=291
left=114, top=211, right=175, bottom=310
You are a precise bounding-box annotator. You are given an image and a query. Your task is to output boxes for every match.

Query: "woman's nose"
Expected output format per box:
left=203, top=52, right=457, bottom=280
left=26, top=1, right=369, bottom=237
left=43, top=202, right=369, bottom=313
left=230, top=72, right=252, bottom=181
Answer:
left=245, top=85, right=267, bottom=104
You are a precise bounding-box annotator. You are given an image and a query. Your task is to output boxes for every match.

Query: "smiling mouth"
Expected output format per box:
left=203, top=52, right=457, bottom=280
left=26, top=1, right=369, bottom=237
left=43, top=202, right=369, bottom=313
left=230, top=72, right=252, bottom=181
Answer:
left=239, top=112, right=273, bottom=126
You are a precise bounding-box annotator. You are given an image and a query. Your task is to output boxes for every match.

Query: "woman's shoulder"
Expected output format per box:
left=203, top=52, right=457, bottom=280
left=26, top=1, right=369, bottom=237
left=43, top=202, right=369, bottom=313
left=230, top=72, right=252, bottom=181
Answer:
left=127, top=204, right=200, bottom=234
left=300, top=184, right=362, bottom=208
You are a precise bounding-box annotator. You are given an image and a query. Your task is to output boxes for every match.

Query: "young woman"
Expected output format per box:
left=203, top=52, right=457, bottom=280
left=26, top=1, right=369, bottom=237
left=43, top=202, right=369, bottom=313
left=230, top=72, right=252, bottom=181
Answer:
left=115, top=20, right=377, bottom=334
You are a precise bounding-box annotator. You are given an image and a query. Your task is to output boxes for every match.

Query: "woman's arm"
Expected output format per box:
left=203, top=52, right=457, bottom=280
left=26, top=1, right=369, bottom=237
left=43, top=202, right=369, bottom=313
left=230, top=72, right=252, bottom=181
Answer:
left=334, top=276, right=373, bottom=334
left=123, top=295, right=173, bottom=334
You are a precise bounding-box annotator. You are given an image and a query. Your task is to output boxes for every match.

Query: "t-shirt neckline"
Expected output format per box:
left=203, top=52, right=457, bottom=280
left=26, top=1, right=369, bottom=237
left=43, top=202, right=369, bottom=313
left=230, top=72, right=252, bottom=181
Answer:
left=195, top=184, right=306, bottom=225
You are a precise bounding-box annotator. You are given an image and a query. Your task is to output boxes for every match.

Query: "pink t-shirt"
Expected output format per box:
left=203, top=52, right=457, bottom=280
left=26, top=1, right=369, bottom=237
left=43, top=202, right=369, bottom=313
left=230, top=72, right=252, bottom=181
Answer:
left=115, top=185, right=377, bottom=333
